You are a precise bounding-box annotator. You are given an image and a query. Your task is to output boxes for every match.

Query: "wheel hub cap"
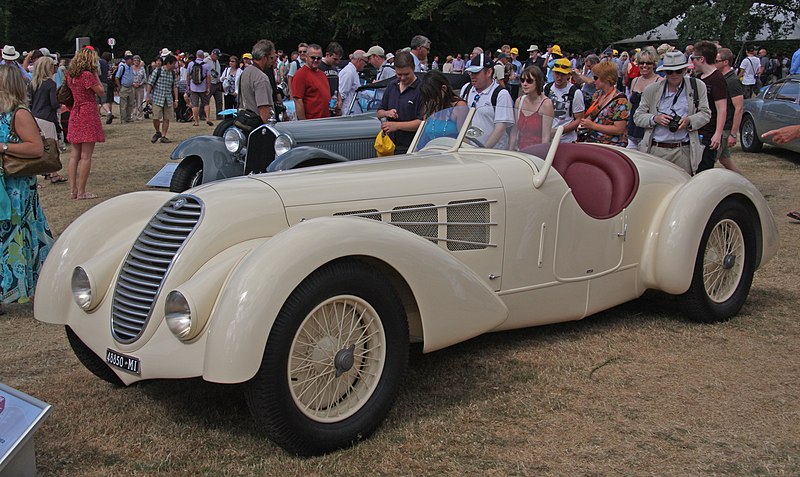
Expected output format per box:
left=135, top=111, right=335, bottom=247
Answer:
left=722, top=253, right=736, bottom=270
left=334, top=344, right=356, bottom=377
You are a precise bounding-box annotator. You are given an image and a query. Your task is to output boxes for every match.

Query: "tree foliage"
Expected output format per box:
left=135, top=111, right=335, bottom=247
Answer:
left=2, top=0, right=797, bottom=60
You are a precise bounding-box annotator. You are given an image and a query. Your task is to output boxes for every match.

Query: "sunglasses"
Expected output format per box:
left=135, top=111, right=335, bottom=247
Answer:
left=521, top=77, right=535, bottom=84
left=639, top=62, right=654, bottom=66
left=299, top=50, right=307, bottom=54
left=308, top=55, right=322, bottom=61
left=715, top=58, right=725, bottom=63
left=665, top=69, right=685, bottom=75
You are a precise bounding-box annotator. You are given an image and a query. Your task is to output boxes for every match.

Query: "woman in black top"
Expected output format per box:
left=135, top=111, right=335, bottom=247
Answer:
left=29, top=57, right=67, bottom=183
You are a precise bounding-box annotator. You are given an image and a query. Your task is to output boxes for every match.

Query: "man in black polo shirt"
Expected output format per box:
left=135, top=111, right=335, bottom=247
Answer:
left=377, top=52, right=423, bottom=154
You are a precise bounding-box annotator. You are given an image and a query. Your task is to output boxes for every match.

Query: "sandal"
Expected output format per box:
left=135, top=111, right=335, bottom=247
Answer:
left=787, top=211, right=800, bottom=221
left=76, top=192, right=98, bottom=200
left=49, top=174, right=68, bottom=184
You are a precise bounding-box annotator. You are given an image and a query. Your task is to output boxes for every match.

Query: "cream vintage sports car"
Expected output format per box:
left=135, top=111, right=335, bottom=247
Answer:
left=34, top=105, right=778, bottom=455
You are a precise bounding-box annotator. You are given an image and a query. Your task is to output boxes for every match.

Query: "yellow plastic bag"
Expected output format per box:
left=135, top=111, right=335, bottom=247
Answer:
left=374, top=131, right=395, bottom=156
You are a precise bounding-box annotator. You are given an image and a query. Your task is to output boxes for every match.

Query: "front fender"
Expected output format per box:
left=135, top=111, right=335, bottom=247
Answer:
left=202, top=216, right=508, bottom=383
left=267, top=146, right=350, bottom=172
left=640, top=169, right=778, bottom=294
left=170, top=136, right=244, bottom=184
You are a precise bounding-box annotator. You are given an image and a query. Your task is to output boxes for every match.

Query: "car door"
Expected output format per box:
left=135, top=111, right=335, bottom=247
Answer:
left=762, top=79, right=800, bottom=135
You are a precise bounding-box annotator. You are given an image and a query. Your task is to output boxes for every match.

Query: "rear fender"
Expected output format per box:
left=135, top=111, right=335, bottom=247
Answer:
left=170, top=136, right=244, bottom=183
left=267, top=146, right=350, bottom=172
left=639, top=169, right=778, bottom=294
left=202, top=216, right=508, bottom=383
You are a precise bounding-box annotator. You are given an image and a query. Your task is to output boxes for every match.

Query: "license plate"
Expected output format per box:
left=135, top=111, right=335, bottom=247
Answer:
left=106, top=349, right=141, bottom=375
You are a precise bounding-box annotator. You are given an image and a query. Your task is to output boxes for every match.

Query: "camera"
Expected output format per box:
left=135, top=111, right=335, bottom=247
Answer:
left=667, top=113, right=682, bottom=132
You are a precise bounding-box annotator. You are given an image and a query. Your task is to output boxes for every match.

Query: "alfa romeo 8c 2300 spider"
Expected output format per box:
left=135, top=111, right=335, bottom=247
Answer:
left=34, top=105, right=778, bottom=455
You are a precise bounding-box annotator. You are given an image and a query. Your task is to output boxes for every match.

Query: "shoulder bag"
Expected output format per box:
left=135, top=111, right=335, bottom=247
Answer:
left=2, top=106, right=62, bottom=177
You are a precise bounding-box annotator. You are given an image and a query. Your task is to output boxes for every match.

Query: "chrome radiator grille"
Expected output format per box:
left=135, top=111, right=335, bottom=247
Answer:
left=111, top=196, right=203, bottom=343
left=305, top=140, right=376, bottom=160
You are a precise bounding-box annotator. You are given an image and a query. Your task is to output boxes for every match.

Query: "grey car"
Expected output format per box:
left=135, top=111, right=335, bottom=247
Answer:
left=168, top=73, right=469, bottom=192
left=741, top=74, right=800, bottom=154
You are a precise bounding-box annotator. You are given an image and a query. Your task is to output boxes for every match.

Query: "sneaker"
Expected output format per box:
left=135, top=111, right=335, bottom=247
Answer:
left=159, top=137, right=172, bottom=144
left=151, top=131, right=162, bottom=143
left=106, top=114, right=114, bottom=125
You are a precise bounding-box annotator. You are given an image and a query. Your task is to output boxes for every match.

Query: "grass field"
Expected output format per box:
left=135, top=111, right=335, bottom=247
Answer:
left=2, top=113, right=798, bottom=476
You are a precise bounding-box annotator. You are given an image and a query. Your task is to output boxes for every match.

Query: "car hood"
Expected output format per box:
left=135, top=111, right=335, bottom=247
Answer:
left=250, top=153, right=503, bottom=207
left=272, top=113, right=380, bottom=142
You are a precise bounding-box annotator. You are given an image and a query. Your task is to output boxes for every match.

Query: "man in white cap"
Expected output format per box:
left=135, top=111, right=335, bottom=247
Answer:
left=1, top=45, right=31, bottom=79
left=461, top=52, right=515, bottom=149
left=634, top=51, right=711, bottom=175
left=339, top=50, right=367, bottom=116
left=364, top=45, right=385, bottom=79
left=524, top=45, right=544, bottom=71
left=187, top=49, right=212, bottom=126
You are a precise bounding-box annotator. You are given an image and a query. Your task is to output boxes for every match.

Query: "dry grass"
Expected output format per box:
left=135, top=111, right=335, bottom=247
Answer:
left=2, top=110, right=799, bottom=476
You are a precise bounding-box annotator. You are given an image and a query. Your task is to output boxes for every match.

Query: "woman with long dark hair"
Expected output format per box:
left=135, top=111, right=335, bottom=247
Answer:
left=509, top=66, right=554, bottom=151
left=416, top=71, right=467, bottom=148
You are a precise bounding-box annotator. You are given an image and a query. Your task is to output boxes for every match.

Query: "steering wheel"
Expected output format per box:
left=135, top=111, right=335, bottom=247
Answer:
left=463, top=136, right=485, bottom=148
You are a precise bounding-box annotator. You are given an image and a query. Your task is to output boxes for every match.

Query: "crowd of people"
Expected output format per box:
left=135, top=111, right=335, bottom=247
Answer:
left=0, top=35, right=798, bottom=314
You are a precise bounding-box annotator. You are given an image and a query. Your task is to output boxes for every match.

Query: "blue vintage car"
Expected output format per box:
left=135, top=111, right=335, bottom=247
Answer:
left=168, top=73, right=470, bottom=192
left=740, top=74, right=800, bottom=154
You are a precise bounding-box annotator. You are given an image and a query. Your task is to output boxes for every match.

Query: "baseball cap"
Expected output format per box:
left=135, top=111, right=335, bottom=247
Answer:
left=497, top=52, right=509, bottom=60
left=465, top=53, right=494, bottom=73
left=552, top=58, right=571, bottom=74
left=242, top=53, right=253, bottom=59
left=84, top=45, right=95, bottom=51
left=124, top=54, right=133, bottom=60
left=365, top=45, right=385, bottom=57
left=211, top=48, right=221, bottom=55
left=510, top=47, right=519, bottom=55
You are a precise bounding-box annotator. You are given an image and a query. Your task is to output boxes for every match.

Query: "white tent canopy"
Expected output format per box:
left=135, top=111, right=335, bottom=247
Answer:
left=616, top=12, right=800, bottom=44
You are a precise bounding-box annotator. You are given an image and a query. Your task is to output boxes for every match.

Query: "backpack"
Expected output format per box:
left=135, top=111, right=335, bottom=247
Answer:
left=460, top=83, right=506, bottom=108
left=544, top=82, right=580, bottom=116
left=190, top=61, right=205, bottom=85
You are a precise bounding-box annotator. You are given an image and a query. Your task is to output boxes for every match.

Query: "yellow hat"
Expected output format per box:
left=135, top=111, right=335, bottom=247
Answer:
left=242, top=53, right=253, bottom=59
left=510, top=47, right=519, bottom=55
left=613, top=49, right=618, bottom=56
left=551, top=45, right=562, bottom=57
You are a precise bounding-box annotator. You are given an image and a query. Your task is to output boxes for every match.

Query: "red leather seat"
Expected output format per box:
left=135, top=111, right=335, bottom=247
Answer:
left=524, top=143, right=639, bottom=219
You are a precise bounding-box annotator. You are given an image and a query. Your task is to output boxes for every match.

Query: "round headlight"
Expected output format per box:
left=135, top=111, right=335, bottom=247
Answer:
left=165, top=291, right=192, bottom=340
left=71, top=267, right=93, bottom=310
left=274, top=134, right=292, bottom=157
left=223, top=127, right=246, bottom=153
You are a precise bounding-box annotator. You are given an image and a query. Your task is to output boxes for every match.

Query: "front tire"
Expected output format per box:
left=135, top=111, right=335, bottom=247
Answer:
left=66, top=327, right=124, bottom=386
left=169, top=157, right=203, bottom=192
left=245, top=260, right=409, bottom=455
left=212, top=117, right=236, bottom=137
left=740, top=115, right=763, bottom=152
left=682, top=199, right=757, bottom=323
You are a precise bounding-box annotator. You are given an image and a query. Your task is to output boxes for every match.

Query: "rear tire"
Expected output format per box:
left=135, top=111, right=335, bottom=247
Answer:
left=682, top=199, right=757, bottom=323
left=245, top=260, right=408, bottom=455
left=740, top=115, right=763, bottom=153
left=66, top=326, right=124, bottom=386
left=169, top=157, right=203, bottom=192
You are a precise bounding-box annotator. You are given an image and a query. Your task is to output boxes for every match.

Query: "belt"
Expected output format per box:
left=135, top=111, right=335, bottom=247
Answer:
left=652, top=141, right=689, bottom=149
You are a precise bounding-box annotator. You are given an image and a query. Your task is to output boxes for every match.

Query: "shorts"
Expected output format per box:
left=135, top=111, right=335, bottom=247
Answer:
left=152, top=102, right=175, bottom=121
left=716, top=130, right=732, bottom=161
left=190, top=91, right=209, bottom=108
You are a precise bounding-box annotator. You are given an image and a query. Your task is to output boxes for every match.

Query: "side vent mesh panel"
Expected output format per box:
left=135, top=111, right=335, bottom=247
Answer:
left=447, top=199, right=490, bottom=250
left=333, top=209, right=382, bottom=221
left=391, top=204, right=437, bottom=241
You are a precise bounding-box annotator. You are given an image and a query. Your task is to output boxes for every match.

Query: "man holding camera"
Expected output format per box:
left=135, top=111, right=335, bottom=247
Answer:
left=633, top=51, right=711, bottom=175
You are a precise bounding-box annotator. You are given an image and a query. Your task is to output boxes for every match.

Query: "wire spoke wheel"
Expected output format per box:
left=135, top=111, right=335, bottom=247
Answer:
left=702, top=219, right=745, bottom=303
left=289, top=295, right=386, bottom=422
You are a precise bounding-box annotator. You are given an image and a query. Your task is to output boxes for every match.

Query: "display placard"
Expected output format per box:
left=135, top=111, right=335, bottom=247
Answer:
left=146, top=162, right=178, bottom=188
left=0, top=383, right=52, bottom=469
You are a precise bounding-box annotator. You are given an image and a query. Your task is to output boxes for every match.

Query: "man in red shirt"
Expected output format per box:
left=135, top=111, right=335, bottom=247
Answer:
left=292, top=44, right=331, bottom=120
